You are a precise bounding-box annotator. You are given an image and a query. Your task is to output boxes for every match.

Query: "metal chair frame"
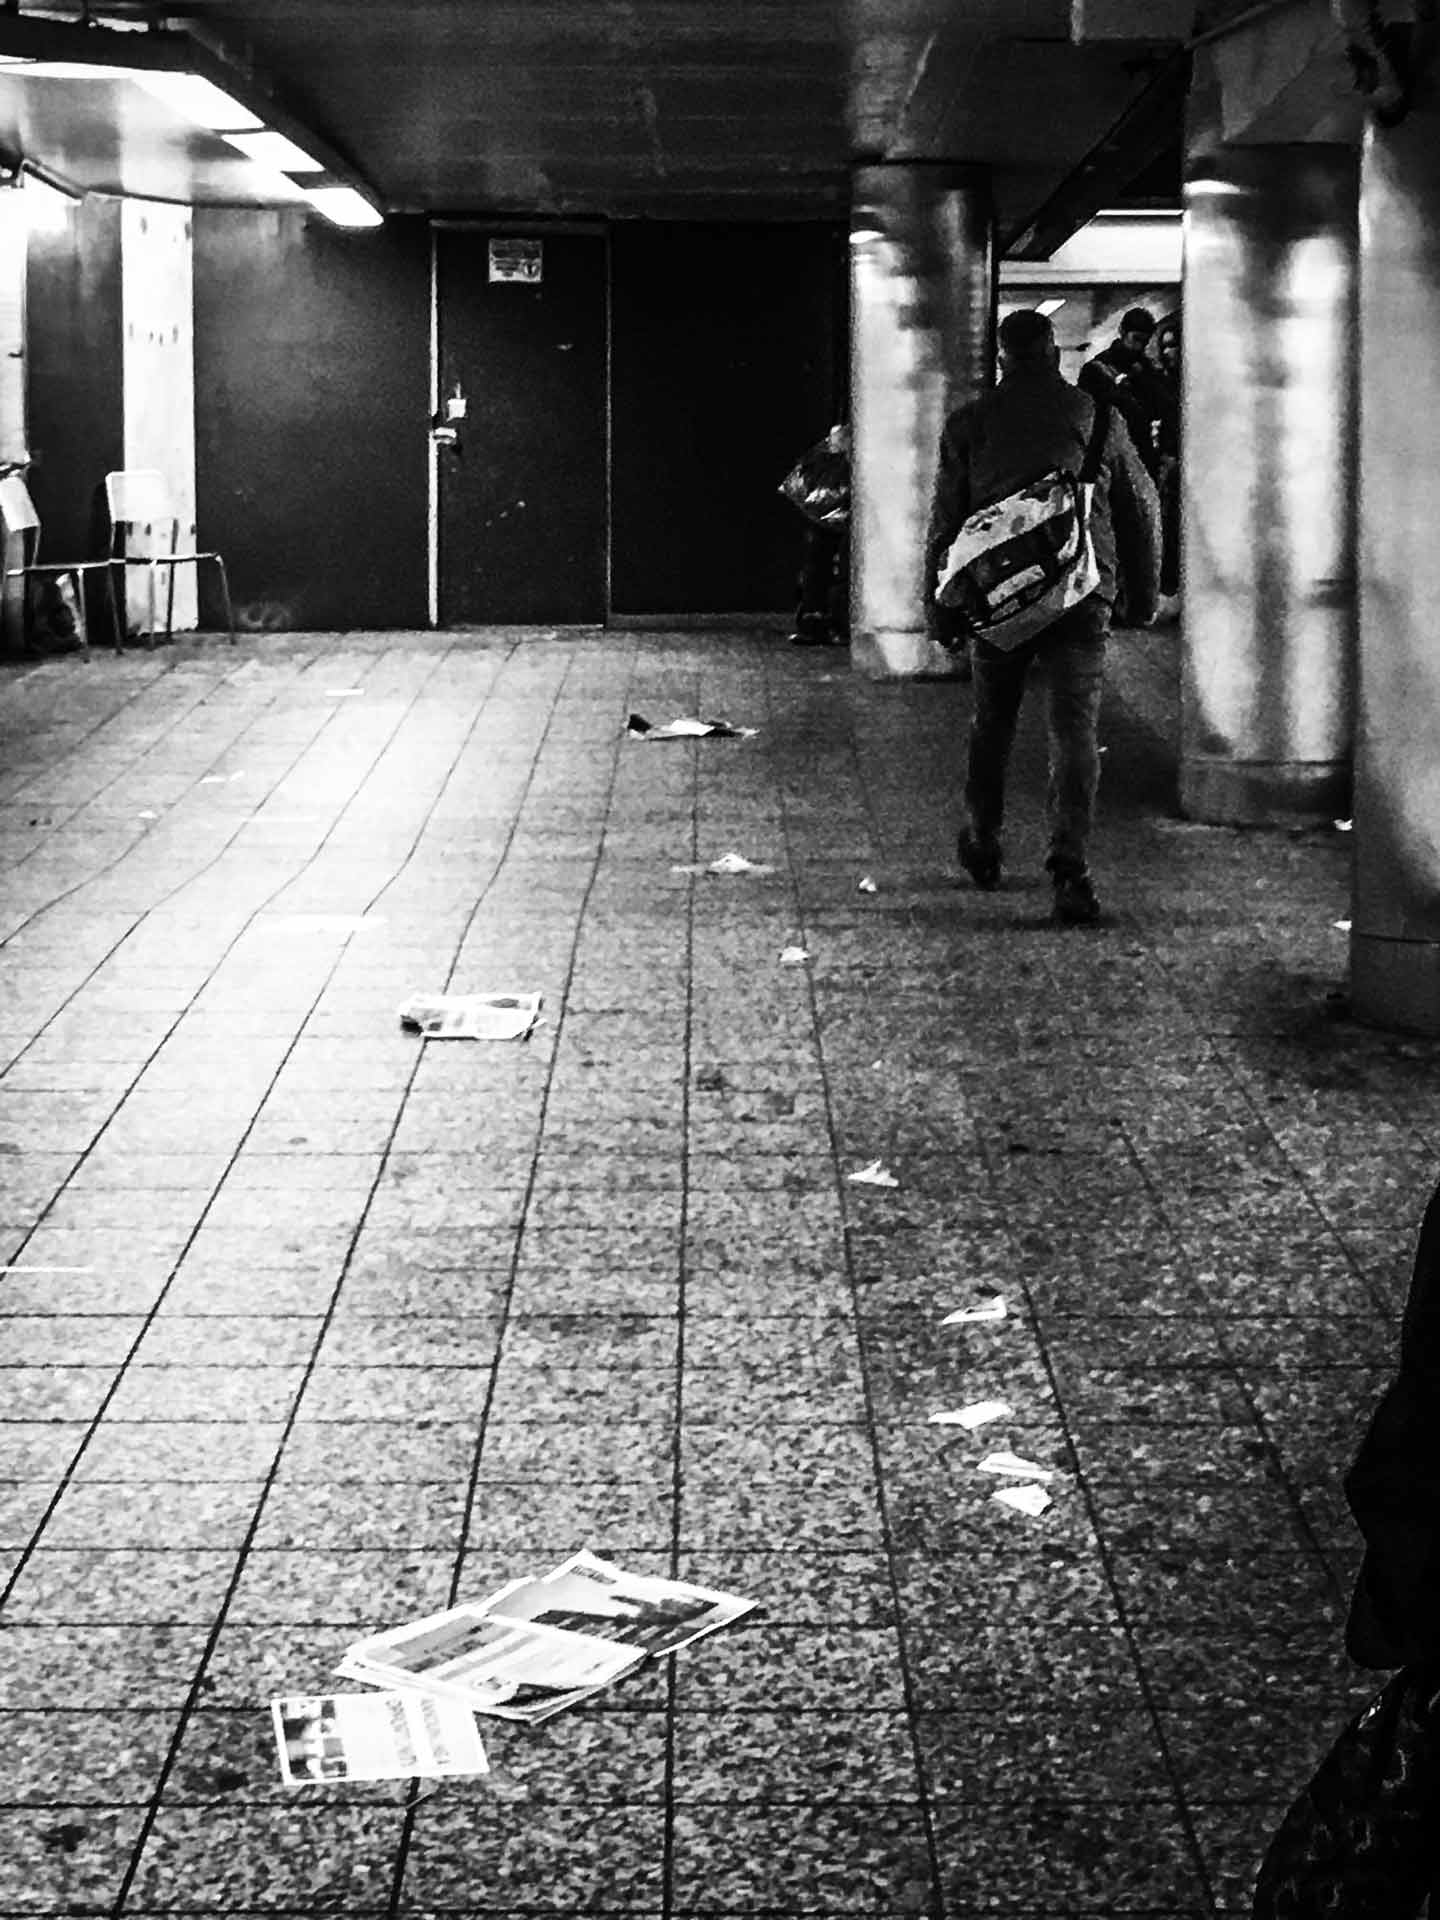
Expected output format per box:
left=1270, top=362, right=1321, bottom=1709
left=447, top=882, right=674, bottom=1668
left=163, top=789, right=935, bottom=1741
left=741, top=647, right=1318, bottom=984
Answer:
left=105, top=469, right=236, bottom=647
left=0, top=474, right=123, bottom=652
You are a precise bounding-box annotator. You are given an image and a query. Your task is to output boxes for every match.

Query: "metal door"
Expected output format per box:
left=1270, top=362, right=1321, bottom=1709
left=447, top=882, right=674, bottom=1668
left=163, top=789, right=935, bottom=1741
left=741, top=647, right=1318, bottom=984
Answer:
left=434, top=227, right=607, bottom=624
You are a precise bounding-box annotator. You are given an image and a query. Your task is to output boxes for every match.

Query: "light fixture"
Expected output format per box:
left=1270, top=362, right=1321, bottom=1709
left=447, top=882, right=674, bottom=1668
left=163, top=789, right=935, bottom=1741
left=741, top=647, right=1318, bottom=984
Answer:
left=1036, top=297, right=1067, bottom=317
left=300, top=185, right=384, bottom=229
left=222, top=129, right=323, bottom=174
left=0, top=17, right=386, bottom=228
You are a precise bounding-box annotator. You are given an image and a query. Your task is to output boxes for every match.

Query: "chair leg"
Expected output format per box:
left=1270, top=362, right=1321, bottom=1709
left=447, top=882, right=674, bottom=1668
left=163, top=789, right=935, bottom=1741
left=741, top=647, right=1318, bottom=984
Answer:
left=165, top=529, right=177, bottom=643
left=212, top=556, right=237, bottom=645
left=106, top=562, right=124, bottom=650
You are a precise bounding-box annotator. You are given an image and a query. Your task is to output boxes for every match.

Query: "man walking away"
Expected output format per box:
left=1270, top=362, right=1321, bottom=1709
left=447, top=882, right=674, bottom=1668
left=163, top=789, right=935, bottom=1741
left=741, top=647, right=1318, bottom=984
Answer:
left=925, top=307, right=1160, bottom=926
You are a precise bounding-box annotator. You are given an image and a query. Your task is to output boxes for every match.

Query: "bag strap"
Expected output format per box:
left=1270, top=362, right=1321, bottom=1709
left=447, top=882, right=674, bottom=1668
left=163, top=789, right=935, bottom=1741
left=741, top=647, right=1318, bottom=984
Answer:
left=1078, top=401, right=1110, bottom=484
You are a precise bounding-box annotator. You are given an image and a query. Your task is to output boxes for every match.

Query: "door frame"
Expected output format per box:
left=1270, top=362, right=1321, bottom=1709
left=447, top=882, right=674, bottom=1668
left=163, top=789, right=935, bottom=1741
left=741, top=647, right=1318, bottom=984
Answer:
left=427, top=217, right=611, bottom=628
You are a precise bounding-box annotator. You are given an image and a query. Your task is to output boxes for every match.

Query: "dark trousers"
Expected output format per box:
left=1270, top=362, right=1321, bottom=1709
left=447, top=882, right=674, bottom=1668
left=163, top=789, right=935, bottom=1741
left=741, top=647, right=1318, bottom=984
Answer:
left=964, top=596, right=1110, bottom=882
left=794, top=522, right=849, bottom=638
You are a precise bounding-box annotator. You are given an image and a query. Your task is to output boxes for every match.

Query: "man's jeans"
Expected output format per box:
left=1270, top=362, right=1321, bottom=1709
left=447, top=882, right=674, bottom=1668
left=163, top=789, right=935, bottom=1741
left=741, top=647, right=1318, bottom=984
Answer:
left=963, top=596, right=1110, bottom=882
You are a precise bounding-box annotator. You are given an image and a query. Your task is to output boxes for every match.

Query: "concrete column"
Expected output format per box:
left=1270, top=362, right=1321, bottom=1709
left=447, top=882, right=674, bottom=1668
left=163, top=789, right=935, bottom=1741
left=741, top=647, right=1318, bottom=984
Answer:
left=1352, top=75, right=1440, bottom=1031
left=121, top=200, right=197, bottom=633
left=849, top=162, right=994, bottom=680
left=1179, top=144, right=1358, bottom=824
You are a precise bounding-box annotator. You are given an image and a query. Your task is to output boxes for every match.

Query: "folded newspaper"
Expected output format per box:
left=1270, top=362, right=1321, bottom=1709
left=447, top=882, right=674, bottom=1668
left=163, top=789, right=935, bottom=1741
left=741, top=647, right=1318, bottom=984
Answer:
left=626, top=713, right=756, bottom=740
left=397, top=992, right=542, bottom=1041
left=336, top=1550, right=757, bottom=1726
left=271, top=1688, right=489, bottom=1786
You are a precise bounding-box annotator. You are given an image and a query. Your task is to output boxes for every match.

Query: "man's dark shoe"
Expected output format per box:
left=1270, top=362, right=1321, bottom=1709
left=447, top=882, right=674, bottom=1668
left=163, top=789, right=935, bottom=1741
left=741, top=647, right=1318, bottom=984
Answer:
left=1052, top=872, right=1102, bottom=925
left=957, top=828, right=1002, bottom=891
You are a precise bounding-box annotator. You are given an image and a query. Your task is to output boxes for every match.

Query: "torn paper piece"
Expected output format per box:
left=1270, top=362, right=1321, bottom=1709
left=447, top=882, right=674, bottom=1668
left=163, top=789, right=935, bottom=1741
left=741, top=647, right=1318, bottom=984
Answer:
left=1335, top=818, right=1353, bottom=832
left=978, top=1450, right=1055, bottom=1482
left=928, top=1400, right=1013, bottom=1430
left=847, top=1159, right=898, bottom=1188
left=626, top=713, right=756, bottom=740
left=398, top=992, right=542, bottom=1041
left=778, top=946, right=811, bottom=967
left=857, top=875, right=878, bottom=893
left=670, top=852, right=776, bottom=877
left=940, top=1296, right=1007, bottom=1326
left=1333, top=919, right=1352, bottom=933
left=992, top=1483, right=1052, bottom=1517
left=271, top=1690, right=488, bottom=1786
left=137, top=810, right=158, bottom=821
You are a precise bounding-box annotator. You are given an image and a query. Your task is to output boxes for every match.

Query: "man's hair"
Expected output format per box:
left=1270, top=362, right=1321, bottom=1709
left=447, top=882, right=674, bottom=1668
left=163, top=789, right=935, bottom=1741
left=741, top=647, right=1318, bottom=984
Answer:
left=997, top=308, right=1056, bottom=362
left=1120, top=307, right=1156, bottom=337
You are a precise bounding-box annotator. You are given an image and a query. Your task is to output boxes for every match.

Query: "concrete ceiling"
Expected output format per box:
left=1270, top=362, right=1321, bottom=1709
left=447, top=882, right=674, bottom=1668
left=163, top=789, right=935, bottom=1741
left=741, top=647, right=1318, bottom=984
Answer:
left=6, top=0, right=1206, bottom=241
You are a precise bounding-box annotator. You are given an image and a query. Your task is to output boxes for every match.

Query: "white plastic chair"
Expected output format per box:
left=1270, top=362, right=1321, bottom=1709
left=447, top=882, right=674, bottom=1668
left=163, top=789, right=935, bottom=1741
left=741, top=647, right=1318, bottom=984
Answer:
left=105, top=469, right=235, bottom=646
left=0, top=473, right=122, bottom=651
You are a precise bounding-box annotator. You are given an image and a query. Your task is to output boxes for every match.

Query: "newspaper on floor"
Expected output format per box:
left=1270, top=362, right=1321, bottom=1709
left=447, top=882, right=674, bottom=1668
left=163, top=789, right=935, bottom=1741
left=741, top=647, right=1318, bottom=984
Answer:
left=847, top=1158, right=898, bottom=1187
left=977, top=1450, right=1055, bottom=1481
left=626, top=713, right=757, bottom=740
left=671, top=852, right=775, bottom=877
left=992, top=1483, right=1052, bottom=1517
left=940, top=1294, right=1007, bottom=1326
left=338, top=1552, right=757, bottom=1725
left=337, top=1604, right=644, bottom=1725
left=271, top=1689, right=488, bottom=1786
left=483, top=1549, right=758, bottom=1659
left=397, top=991, right=542, bottom=1041
left=928, top=1399, right=1013, bottom=1429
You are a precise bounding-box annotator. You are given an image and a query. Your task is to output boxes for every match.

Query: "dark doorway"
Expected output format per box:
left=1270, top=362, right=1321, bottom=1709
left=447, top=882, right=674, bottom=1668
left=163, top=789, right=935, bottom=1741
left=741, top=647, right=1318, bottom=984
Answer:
left=434, top=226, right=607, bottom=624
left=609, top=222, right=847, bottom=616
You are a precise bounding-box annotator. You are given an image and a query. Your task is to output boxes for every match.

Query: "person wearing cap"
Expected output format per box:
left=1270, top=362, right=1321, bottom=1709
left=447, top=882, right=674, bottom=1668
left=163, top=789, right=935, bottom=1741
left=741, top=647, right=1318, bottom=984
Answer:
left=1078, top=307, right=1167, bottom=481
left=924, top=307, right=1161, bottom=926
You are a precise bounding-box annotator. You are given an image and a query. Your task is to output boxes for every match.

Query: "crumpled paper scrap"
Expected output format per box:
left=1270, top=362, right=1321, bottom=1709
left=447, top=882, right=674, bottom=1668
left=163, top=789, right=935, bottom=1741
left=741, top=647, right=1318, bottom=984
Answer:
left=1333, top=919, right=1352, bottom=933
left=992, top=1483, right=1052, bottom=1516
left=978, top=1450, right=1054, bottom=1482
left=857, top=875, right=878, bottom=893
left=1335, top=818, right=1353, bottom=832
left=847, top=1159, right=898, bottom=1188
left=671, top=852, right=775, bottom=877
left=940, top=1295, right=1007, bottom=1326
left=928, top=1400, right=1012, bottom=1429
left=626, top=713, right=756, bottom=740
left=778, top=945, right=811, bottom=967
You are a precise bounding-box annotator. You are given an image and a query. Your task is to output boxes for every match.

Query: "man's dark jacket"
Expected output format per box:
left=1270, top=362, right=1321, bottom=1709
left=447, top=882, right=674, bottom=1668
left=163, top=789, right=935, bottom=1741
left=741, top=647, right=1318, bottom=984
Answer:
left=1078, top=341, right=1167, bottom=476
left=925, top=364, right=1162, bottom=646
left=1346, top=1172, right=1440, bottom=1670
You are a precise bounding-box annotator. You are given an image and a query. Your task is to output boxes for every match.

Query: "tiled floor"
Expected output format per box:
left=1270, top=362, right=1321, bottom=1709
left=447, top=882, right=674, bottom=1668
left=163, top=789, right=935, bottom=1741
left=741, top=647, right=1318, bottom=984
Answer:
left=0, top=623, right=1433, bottom=1916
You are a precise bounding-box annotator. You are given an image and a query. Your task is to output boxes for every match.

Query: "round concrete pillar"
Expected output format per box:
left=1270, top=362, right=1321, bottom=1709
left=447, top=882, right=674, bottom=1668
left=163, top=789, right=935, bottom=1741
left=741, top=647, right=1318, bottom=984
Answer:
left=1180, top=145, right=1358, bottom=824
left=849, top=163, right=994, bottom=680
left=1353, top=81, right=1440, bottom=1031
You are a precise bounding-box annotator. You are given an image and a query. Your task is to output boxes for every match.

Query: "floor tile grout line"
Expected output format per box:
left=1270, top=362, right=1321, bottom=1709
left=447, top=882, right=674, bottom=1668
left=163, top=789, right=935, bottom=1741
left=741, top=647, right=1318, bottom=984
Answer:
left=98, top=634, right=552, bottom=1917
left=0, top=645, right=358, bottom=946
left=381, top=639, right=646, bottom=1920
left=759, top=640, right=949, bottom=1920
left=0, top=643, right=462, bottom=1611
left=659, top=655, right=704, bottom=1920
left=0, top=650, right=182, bottom=816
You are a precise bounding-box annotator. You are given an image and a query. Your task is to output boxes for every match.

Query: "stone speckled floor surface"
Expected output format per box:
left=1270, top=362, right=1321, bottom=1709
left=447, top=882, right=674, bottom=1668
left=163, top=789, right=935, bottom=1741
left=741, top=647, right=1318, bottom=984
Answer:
left=0, top=624, right=1432, bottom=1916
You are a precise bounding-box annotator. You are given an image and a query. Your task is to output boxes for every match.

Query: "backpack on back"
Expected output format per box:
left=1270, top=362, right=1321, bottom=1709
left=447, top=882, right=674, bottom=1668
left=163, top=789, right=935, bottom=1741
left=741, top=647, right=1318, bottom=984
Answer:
left=934, top=401, right=1109, bottom=653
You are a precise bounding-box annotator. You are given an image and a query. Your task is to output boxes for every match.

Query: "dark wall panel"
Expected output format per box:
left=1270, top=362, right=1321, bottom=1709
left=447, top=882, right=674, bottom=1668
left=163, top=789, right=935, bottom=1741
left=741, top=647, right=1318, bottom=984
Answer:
left=26, top=198, right=124, bottom=563
left=193, top=209, right=429, bottom=631
left=610, top=222, right=847, bottom=616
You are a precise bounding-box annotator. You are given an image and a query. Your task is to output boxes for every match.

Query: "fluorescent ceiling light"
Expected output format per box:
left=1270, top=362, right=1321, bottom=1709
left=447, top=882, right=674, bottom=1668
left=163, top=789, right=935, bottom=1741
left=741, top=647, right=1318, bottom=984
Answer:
left=1095, top=207, right=1183, bottom=219
left=133, top=70, right=262, bottom=132
left=223, top=129, right=323, bottom=172
left=1036, top=297, right=1067, bottom=316
left=302, top=185, right=383, bottom=228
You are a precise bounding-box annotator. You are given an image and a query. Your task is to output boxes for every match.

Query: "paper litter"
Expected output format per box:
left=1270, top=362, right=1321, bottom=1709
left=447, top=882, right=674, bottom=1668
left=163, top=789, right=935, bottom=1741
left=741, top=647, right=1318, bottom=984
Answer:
left=978, top=1450, right=1055, bottom=1481
left=398, top=992, right=542, bottom=1041
left=778, top=945, right=811, bottom=967
left=940, top=1295, right=1007, bottom=1326
left=626, top=713, right=756, bottom=740
left=271, top=1688, right=488, bottom=1787
left=334, top=1550, right=756, bottom=1728
left=928, top=1400, right=1012, bottom=1429
left=847, top=1159, right=898, bottom=1187
left=857, top=875, right=878, bottom=893
left=1335, top=818, right=1353, bottom=832
left=991, top=1483, right=1052, bottom=1517
left=1333, top=919, right=1352, bottom=933
left=671, top=852, right=775, bottom=877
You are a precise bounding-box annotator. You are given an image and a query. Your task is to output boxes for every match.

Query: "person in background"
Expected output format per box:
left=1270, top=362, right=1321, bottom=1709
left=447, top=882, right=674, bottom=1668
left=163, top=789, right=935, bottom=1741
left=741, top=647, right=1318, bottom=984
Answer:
left=782, top=423, right=850, bottom=647
left=1078, top=307, right=1167, bottom=483
left=925, top=307, right=1161, bottom=926
left=1150, top=315, right=1182, bottom=609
